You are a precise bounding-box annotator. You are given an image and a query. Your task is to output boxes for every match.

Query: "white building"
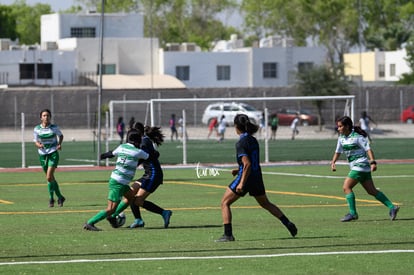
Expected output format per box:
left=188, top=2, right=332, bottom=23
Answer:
left=0, top=12, right=335, bottom=89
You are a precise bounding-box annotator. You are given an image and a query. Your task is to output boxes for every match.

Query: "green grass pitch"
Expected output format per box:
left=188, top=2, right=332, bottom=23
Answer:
left=0, top=162, right=413, bottom=274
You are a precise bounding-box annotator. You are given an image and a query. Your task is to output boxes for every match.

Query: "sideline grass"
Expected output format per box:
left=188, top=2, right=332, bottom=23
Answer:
left=0, top=138, right=413, bottom=168
left=0, top=164, right=413, bottom=274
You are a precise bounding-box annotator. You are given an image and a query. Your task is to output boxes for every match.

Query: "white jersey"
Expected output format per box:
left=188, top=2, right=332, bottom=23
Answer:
left=335, top=130, right=371, bottom=172
left=33, top=124, right=63, bottom=155
left=290, top=117, right=299, bottom=129
left=110, top=143, right=149, bottom=185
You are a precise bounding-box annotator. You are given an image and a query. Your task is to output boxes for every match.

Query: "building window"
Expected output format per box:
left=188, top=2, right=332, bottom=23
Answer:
left=176, top=66, right=190, bottom=81
left=97, top=64, right=116, bottom=75
left=298, top=62, right=313, bottom=73
left=71, top=27, right=96, bottom=38
left=390, top=64, right=396, bottom=77
left=217, top=65, right=230, bottom=80
left=19, top=64, right=34, bottom=79
left=378, top=64, right=385, bottom=78
left=37, top=64, right=52, bottom=79
left=19, top=63, right=52, bottom=79
left=263, top=62, right=278, bottom=78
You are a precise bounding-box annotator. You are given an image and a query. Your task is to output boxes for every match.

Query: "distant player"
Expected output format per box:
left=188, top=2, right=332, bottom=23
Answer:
left=33, top=109, right=66, bottom=207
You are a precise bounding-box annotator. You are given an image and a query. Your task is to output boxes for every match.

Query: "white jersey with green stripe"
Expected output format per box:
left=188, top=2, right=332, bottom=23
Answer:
left=33, top=124, right=62, bottom=155
left=110, top=143, right=149, bottom=185
left=335, top=130, right=371, bottom=172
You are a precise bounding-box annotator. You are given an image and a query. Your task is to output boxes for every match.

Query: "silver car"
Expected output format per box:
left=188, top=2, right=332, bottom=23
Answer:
left=201, top=102, right=262, bottom=126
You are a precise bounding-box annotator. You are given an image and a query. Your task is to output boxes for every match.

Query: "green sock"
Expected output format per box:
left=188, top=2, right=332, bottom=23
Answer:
left=375, top=191, right=394, bottom=209
left=87, top=210, right=108, bottom=225
left=345, top=192, right=357, bottom=215
left=112, top=200, right=129, bottom=217
left=47, top=182, right=54, bottom=199
left=52, top=181, right=63, bottom=198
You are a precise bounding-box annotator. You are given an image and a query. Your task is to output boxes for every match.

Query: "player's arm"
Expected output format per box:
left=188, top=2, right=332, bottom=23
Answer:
left=331, top=152, right=341, bottom=171
left=57, top=134, right=64, bottom=150
left=366, top=149, right=377, bottom=172
left=100, top=151, right=114, bottom=160
left=236, top=155, right=251, bottom=194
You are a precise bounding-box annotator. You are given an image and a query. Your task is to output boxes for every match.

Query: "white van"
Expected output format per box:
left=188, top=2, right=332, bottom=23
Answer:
left=201, top=102, right=262, bottom=126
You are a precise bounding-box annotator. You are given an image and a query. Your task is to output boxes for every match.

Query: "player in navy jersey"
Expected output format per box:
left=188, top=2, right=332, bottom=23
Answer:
left=109, top=122, right=172, bottom=229
left=216, top=114, right=297, bottom=242
left=331, top=116, right=399, bottom=222
left=83, top=129, right=149, bottom=231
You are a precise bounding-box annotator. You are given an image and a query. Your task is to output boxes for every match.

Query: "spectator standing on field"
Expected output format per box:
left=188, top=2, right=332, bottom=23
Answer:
left=33, top=109, right=66, bottom=208
left=331, top=116, right=400, bottom=222
left=270, top=114, right=279, bottom=140
left=290, top=113, right=300, bottom=140
left=217, top=115, right=226, bottom=142
left=128, top=117, right=135, bottom=130
left=207, top=117, right=218, bottom=139
left=359, top=111, right=377, bottom=143
left=169, top=114, right=178, bottom=141
left=216, top=114, right=297, bottom=242
left=116, top=116, right=125, bottom=144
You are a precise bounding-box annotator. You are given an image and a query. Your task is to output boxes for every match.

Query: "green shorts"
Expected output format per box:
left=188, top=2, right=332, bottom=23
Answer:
left=348, top=170, right=372, bottom=183
left=39, top=151, right=59, bottom=173
left=108, top=178, right=131, bottom=203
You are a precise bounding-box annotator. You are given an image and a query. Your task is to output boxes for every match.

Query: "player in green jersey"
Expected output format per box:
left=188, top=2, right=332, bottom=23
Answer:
left=83, top=129, right=150, bottom=231
left=33, top=109, right=65, bottom=207
left=331, top=116, right=400, bottom=222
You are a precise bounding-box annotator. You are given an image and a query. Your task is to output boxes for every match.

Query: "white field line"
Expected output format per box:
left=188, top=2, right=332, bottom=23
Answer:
left=1, top=250, right=413, bottom=266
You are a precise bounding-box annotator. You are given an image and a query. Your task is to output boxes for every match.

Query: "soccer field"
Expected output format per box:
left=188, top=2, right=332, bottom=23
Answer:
left=0, top=163, right=413, bottom=274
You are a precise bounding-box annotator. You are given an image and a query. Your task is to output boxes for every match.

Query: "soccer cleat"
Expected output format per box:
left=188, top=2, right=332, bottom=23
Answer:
left=49, top=199, right=55, bottom=207
left=215, top=234, right=235, bottom=242
left=129, top=219, right=145, bottom=229
left=340, top=213, right=358, bottom=222
left=286, top=222, right=298, bottom=237
left=389, top=205, right=400, bottom=221
left=162, top=210, right=173, bottom=228
left=107, top=216, right=120, bottom=228
left=57, top=196, right=66, bottom=207
left=83, top=223, right=102, bottom=231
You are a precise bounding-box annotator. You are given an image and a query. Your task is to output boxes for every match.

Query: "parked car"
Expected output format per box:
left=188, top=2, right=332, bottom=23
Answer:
left=401, top=105, right=414, bottom=124
left=201, top=102, right=262, bottom=126
left=272, top=109, right=319, bottom=126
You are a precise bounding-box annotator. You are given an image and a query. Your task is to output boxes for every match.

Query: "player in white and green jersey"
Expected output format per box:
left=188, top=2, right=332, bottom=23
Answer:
left=83, top=129, right=149, bottom=231
left=331, top=116, right=400, bottom=222
left=33, top=109, right=65, bottom=207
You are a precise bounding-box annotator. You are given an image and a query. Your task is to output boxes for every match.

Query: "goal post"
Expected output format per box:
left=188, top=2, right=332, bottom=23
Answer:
left=110, top=95, right=354, bottom=164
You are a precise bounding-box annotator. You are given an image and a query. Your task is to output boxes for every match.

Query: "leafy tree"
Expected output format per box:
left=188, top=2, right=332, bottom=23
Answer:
left=362, top=0, right=413, bottom=51
left=0, top=5, right=17, bottom=40
left=8, top=0, right=52, bottom=45
left=296, top=65, right=350, bottom=130
left=74, top=0, right=239, bottom=49
left=240, top=0, right=359, bottom=72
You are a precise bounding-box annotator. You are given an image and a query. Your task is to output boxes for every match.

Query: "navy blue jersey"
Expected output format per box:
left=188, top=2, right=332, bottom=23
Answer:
left=229, top=133, right=265, bottom=196
left=138, top=135, right=163, bottom=192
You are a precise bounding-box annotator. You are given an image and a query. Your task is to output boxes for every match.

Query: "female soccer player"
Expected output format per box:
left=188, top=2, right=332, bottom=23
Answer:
left=331, top=116, right=400, bottom=222
left=83, top=129, right=149, bottom=231
left=216, top=114, right=297, bottom=242
left=108, top=122, right=172, bottom=229
left=33, top=109, right=65, bottom=207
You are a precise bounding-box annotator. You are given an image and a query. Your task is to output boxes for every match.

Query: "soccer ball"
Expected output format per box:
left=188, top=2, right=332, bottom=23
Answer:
left=116, top=212, right=126, bottom=227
